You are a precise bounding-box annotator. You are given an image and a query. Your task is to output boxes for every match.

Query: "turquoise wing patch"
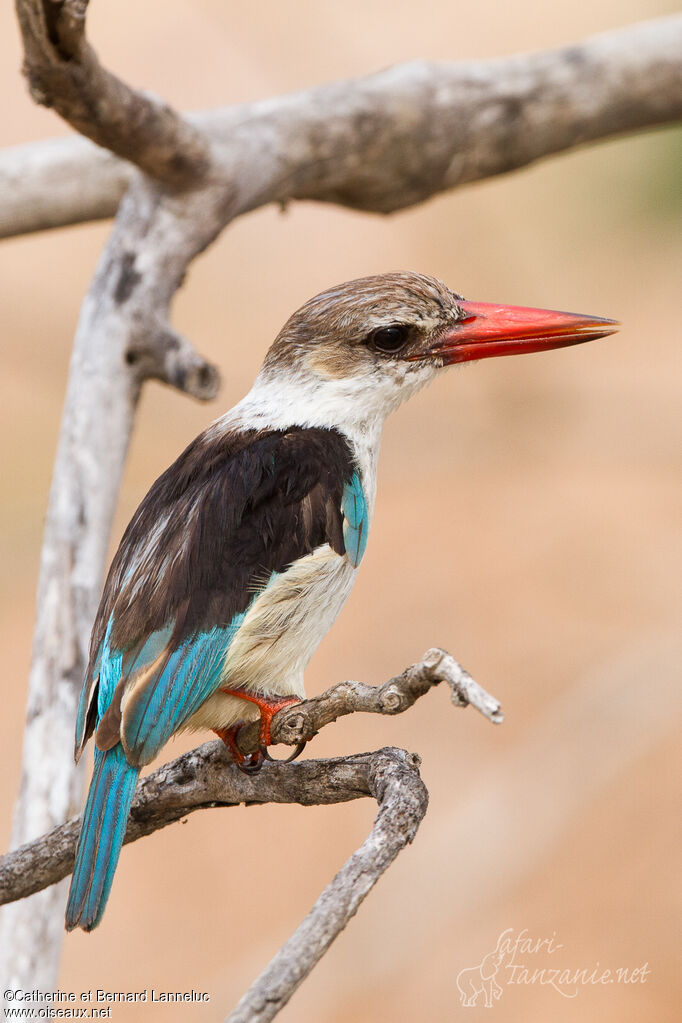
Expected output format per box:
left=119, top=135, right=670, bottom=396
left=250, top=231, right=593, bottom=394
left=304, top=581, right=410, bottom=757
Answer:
left=120, top=612, right=247, bottom=766
left=342, top=472, right=369, bottom=568
left=87, top=611, right=248, bottom=768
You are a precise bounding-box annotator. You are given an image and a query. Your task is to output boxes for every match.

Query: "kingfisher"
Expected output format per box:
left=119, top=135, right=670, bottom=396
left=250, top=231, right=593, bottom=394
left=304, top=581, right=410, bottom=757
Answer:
left=65, top=272, right=617, bottom=931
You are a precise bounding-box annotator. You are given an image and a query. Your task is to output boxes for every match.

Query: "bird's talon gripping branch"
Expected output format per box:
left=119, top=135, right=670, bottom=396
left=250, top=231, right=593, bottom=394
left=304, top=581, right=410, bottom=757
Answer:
left=213, top=724, right=265, bottom=774
left=219, top=688, right=303, bottom=755
left=262, top=740, right=308, bottom=764
left=237, top=748, right=267, bottom=776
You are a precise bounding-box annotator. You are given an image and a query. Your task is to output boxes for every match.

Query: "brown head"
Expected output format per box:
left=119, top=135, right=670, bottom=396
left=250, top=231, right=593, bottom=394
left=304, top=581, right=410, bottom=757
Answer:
left=265, top=270, right=616, bottom=374
left=247, top=271, right=618, bottom=436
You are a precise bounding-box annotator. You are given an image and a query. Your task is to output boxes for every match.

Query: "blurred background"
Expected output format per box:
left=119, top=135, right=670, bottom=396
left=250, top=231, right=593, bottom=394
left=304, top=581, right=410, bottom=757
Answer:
left=1, top=1, right=680, bottom=1020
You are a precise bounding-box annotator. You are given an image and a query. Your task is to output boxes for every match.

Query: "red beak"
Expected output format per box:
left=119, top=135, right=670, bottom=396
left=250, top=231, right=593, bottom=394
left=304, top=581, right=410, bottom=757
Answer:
left=417, top=301, right=619, bottom=365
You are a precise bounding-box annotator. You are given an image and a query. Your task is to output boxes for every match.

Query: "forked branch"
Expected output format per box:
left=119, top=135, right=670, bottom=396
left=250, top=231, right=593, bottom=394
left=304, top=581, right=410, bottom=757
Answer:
left=0, top=648, right=499, bottom=1020
left=236, top=646, right=503, bottom=756
left=226, top=748, right=428, bottom=1023
left=0, top=649, right=500, bottom=905
left=15, top=0, right=211, bottom=186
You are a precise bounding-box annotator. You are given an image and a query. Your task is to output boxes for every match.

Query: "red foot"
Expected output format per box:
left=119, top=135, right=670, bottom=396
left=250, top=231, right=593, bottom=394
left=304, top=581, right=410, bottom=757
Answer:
left=214, top=724, right=246, bottom=763
left=219, top=688, right=301, bottom=748
left=213, top=725, right=265, bottom=775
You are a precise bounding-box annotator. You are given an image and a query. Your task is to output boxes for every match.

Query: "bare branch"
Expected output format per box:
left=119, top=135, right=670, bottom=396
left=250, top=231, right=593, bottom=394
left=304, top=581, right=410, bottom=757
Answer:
left=0, top=137, right=129, bottom=237
left=2, top=14, right=681, bottom=238
left=1, top=747, right=427, bottom=1022
left=227, top=748, right=428, bottom=1023
left=15, top=0, right=211, bottom=187
left=126, top=317, right=220, bottom=400
left=224, top=14, right=682, bottom=217
left=0, top=176, right=222, bottom=994
left=0, top=652, right=498, bottom=906
left=0, top=747, right=372, bottom=905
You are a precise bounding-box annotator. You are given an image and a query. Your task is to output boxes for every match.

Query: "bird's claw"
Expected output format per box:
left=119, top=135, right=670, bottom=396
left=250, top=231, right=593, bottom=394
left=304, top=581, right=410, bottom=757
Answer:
left=215, top=692, right=307, bottom=772
left=233, top=738, right=307, bottom=772
left=262, top=740, right=307, bottom=764
left=214, top=723, right=265, bottom=774
left=214, top=724, right=306, bottom=773
left=235, top=747, right=267, bottom=775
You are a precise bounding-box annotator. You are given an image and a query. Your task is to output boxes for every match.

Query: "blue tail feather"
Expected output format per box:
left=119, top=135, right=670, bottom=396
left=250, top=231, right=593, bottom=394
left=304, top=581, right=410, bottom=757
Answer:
left=65, top=743, right=139, bottom=932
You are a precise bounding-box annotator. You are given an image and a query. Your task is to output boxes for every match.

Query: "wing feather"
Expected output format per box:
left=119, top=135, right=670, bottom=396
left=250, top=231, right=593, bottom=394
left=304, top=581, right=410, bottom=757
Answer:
left=342, top=472, right=369, bottom=568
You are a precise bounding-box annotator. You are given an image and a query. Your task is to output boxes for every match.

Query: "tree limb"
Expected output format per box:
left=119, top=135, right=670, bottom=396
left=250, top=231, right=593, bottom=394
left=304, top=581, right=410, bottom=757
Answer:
left=0, top=650, right=499, bottom=906
left=0, top=136, right=129, bottom=237
left=226, top=748, right=428, bottom=1023
left=0, top=180, right=217, bottom=991
left=0, top=3, right=224, bottom=989
left=235, top=646, right=503, bottom=758
left=0, top=748, right=426, bottom=1023
left=15, top=0, right=211, bottom=187
left=1, top=14, right=681, bottom=238
left=2, top=642, right=488, bottom=1014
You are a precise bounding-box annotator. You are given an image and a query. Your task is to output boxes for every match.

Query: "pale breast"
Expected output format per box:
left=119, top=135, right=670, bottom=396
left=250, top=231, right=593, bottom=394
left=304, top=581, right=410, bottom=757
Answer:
left=184, top=545, right=356, bottom=733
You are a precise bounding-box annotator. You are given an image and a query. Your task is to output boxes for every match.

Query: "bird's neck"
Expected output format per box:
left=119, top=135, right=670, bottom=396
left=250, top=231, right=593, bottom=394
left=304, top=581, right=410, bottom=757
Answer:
left=213, top=368, right=387, bottom=510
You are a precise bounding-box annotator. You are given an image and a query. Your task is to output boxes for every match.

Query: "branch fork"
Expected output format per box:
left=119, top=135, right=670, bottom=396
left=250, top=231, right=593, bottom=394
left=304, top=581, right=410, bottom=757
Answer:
left=0, top=648, right=501, bottom=908
left=0, top=650, right=500, bottom=1021
left=125, top=317, right=220, bottom=400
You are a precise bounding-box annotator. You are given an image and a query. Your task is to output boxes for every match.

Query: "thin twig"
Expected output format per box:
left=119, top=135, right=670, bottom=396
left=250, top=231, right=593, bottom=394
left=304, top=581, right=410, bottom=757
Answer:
left=235, top=647, right=503, bottom=756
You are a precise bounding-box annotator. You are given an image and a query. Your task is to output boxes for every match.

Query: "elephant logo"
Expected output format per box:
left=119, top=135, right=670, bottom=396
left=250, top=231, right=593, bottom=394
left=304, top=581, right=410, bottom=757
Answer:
left=455, top=935, right=506, bottom=1008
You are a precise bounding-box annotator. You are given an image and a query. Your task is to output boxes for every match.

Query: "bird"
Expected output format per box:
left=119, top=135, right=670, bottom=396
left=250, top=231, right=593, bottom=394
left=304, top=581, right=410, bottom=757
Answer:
left=65, top=271, right=617, bottom=931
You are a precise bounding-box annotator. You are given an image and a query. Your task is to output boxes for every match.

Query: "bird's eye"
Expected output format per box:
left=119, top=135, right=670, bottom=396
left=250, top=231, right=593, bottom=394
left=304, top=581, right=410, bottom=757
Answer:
left=367, top=324, right=411, bottom=354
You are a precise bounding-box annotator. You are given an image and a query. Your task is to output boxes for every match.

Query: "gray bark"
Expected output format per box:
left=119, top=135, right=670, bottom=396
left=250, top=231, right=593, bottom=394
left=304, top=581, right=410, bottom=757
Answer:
left=15, top=0, right=211, bottom=187
left=226, top=749, right=428, bottom=1023
left=0, top=180, right=220, bottom=990
left=0, top=15, right=680, bottom=238
left=0, top=746, right=428, bottom=1023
